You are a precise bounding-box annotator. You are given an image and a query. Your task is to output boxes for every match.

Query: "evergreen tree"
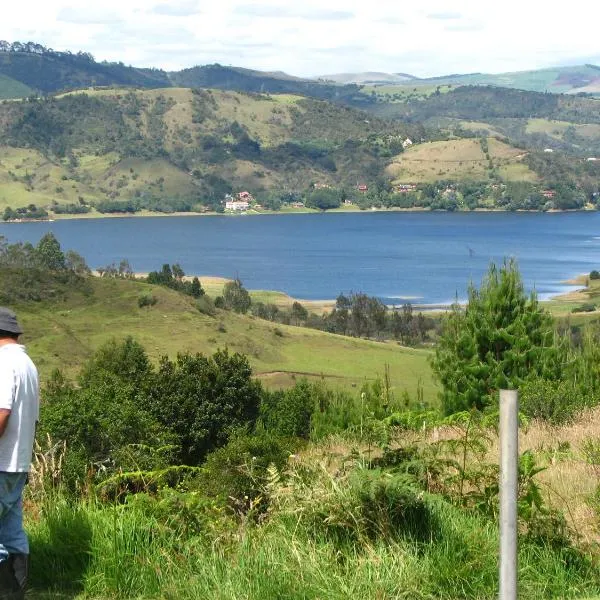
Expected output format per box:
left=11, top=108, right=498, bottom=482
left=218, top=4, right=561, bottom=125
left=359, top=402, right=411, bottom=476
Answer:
left=36, top=232, right=66, bottom=270
left=431, top=259, right=559, bottom=414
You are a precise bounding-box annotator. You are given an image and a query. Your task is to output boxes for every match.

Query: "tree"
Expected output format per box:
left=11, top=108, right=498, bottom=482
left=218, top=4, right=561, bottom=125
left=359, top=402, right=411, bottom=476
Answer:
left=36, top=232, right=65, bottom=270
left=305, top=188, right=341, bottom=210
left=291, top=301, right=308, bottom=324
left=65, top=250, right=90, bottom=276
left=223, top=278, right=251, bottom=313
left=431, top=260, right=559, bottom=414
left=190, top=276, right=203, bottom=298
left=144, top=349, right=262, bottom=465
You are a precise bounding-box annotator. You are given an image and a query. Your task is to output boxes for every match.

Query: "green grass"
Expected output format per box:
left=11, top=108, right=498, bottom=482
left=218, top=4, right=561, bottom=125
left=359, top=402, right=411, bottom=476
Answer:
left=0, top=73, right=33, bottom=99
left=386, top=138, right=536, bottom=184
left=18, top=277, right=436, bottom=399
left=25, top=486, right=600, bottom=599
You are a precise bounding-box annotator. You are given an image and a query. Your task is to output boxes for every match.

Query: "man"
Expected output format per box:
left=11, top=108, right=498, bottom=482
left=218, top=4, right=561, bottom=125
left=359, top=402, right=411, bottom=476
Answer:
left=0, top=308, right=39, bottom=599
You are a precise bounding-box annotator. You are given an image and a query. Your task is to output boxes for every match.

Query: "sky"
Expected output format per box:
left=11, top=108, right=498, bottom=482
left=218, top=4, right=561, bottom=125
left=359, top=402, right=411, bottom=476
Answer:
left=2, top=0, right=600, bottom=78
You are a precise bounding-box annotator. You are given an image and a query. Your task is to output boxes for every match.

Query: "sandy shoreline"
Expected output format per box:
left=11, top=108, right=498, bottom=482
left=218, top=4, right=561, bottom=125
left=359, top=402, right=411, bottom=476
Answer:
left=95, top=270, right=591, bottom=314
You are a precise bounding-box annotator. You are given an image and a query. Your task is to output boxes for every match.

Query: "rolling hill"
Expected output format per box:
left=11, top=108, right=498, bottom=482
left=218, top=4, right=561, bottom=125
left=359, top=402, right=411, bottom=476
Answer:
left=386, top=138, right=536, bottom=184
left=321, top=64, right=600, bottom=95
left=0, top=87, right=419, bottom=214
left=14, top=275, right=435, bottom=398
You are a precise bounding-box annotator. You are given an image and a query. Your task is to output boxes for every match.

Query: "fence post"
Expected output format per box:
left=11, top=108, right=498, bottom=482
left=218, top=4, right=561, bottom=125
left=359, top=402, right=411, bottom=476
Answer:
left=499, top=389, right=518, bottom=600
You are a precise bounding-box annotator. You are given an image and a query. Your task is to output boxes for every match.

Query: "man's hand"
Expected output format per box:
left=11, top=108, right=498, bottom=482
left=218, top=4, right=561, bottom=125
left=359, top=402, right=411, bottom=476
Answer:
left=0, top=408, right=11, bottom=437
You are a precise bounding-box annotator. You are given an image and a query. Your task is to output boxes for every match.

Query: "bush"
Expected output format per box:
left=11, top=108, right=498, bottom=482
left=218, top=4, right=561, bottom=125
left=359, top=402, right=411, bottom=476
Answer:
left=196, top=295, right=216, bottom=316
left=144, top=349, right=262, bottom=465
left=572, top=303, right=596, bottom=313
left=138, top=292, right=157, bottom=308
left=200, top=432, right=296, bottom=511
left=260, top=381, right=315, bottom=439
left=590, top=270, right=600, bottom=280
left=520, top=378, right=593, bottom=425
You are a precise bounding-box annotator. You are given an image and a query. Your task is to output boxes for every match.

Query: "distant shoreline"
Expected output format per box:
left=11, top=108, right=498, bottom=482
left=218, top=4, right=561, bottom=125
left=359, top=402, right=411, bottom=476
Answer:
left=116, top=271, right=580, bottom=315
left=2, top=204, right=598, bottom=223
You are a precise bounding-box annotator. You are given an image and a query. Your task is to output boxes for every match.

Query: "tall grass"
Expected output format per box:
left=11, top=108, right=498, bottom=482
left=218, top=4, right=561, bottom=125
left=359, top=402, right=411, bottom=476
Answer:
left=25, top=484, right=600, bottom=599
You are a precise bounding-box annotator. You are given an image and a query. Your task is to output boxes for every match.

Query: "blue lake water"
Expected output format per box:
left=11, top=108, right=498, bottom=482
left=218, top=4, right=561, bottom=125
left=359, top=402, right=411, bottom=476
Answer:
left=1, top=212, right=599, bottom=305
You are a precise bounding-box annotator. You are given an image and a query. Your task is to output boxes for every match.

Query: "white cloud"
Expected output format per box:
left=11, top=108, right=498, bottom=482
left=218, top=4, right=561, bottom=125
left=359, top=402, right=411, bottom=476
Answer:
left=0, top=0, right=599, bottom=77
left=151, top=1, right=203, bottom=17
left=57, top=6, right=123, bottom=25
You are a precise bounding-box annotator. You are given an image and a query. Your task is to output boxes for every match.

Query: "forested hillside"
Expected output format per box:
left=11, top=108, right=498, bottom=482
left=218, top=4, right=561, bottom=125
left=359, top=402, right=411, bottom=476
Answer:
left=0, top=42, right=171, bottom=93
left=0, top=88, right=420, bottom=215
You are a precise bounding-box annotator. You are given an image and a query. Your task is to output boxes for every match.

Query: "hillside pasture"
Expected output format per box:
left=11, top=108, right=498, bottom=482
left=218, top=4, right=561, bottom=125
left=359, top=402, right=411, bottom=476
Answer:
left=19, top=277, right=437, bottom=400
left=386, top=137, right=536, bottom=183
left=0, top=73, right=34, bottom=99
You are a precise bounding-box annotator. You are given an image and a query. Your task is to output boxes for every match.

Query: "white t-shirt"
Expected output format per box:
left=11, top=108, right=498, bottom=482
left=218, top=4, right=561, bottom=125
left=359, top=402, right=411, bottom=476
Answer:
left=0, top=344, right=39, bottom=472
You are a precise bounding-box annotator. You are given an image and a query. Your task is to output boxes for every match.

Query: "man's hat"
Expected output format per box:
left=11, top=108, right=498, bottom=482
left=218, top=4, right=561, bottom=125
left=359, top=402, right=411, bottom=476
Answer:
left=0, top=307, right=23, bottom=334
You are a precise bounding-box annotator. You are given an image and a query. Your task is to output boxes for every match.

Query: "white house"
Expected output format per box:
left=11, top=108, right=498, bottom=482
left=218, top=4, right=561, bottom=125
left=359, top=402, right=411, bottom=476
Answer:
left=543, top=148, right=554, bottom=153
left=225, top=200, right=250, bottom=211
left=402, top=138, right=413, bottom=149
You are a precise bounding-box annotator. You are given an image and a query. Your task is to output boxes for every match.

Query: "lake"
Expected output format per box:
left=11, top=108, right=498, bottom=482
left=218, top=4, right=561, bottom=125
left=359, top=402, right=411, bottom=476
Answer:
left=1, top=211, right=599, bottom=305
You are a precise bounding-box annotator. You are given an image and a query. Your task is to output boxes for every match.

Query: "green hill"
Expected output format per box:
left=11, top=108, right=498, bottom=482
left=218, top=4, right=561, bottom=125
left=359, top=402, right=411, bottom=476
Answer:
left=15, top=276, right=435, bottom=398
left=386, top=138, right=537, bottom=184
left=0, top=45, right=171, bottom=94
left=0, top=72, right=33, bottom=99
left=0, top=88, right=419, bottom=215
left=373, top=86, right=600, bottom=124
left=418, top=64, right=600, bottom=94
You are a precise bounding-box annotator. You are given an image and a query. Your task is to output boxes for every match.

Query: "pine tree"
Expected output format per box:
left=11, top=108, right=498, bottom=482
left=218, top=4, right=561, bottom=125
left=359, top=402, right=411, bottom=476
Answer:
left=431, top=259, right=558, bottom=414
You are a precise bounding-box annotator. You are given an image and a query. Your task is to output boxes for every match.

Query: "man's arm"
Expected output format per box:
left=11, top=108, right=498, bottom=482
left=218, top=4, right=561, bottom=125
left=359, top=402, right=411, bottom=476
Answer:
left=0, top=408, right=10, bottom=437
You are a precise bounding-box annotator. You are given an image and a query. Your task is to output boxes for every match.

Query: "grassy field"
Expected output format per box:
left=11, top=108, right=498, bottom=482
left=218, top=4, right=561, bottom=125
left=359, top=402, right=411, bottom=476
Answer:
left=0, top=72, right=33, bottom=99
left=18, top=277, right=437, bottom=400
left=526, top=118, right=600, bottom=141
left=386, top=137, right=537, bottom=183
left=362, top=83, right=454, bottom=103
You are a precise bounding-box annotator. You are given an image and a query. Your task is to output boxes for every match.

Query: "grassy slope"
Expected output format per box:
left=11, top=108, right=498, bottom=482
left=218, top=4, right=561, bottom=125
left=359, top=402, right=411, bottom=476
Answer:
left=0, top=73, right=33, bottom=99
left=0, top=88, right=409, bottom=213
left=386, top=137, right=537, bottom=183
left=18, top=277, right=436, bottom=400
left=526, top=118, right=600, bottom=141
left=417, top=65, right=600, bottom=94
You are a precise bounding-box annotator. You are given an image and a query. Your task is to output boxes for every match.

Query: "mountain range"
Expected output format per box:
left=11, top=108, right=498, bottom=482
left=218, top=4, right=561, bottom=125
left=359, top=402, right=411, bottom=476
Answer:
left=0, top=41, right=598, bottom=219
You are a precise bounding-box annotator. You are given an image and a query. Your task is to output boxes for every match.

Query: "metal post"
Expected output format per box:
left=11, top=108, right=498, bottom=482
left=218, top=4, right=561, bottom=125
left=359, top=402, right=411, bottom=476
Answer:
left=499, top=389, right=518, bottom=600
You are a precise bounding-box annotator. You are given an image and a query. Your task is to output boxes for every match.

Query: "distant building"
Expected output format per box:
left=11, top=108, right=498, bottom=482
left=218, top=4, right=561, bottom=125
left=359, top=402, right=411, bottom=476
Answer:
left=542, top=190, right=555, bottom=199
left=357, top=184, right=368, bottom=192
left=587, top=157, right=599, bottom=162
left=344, top=199, right=353, bottom=205
left=394, top=183, right=417, bottom=193
left=402, top=138, right=413, bottom=149
left=225, top=200, right=250, bottom=211
left=237, top=191, right=253, bottom=201
left=543, top=148, right=554, bottom=153
left=313, top=182, right=331, bottom=189
left=291, top=201, right=305, bottom=208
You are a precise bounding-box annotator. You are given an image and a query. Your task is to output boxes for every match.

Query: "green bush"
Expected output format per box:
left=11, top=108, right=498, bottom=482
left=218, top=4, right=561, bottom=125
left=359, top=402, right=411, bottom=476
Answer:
left=200, top=432, right=297, bottom=511
left=196, top=294, right=216, bottom=316
left=590, top=270, right=600, bottom=280
left=520, top=378, right=592, bottom=424
left=259, top=380, right=315, bottom=439
left=138, top=292, right=157, bottom=308
left=571, top=303, right=596, bottom=313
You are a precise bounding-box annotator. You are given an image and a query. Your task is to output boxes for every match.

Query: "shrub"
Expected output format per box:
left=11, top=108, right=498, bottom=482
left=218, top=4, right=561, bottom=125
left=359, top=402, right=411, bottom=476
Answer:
left=200, top=432, right=296, bottom=511
left=260, top=381, right=315, bottom=439
left=519, top=378, right=593, bottom=425
left=138, top=292, right=157, bottom=308
left=144, top=349, right=262, bottom=465
left=196, top=295, right=216, bottom=316
left=572, top=303, right=596, bottom=313
left=590, top=270, right=600, bottom=280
